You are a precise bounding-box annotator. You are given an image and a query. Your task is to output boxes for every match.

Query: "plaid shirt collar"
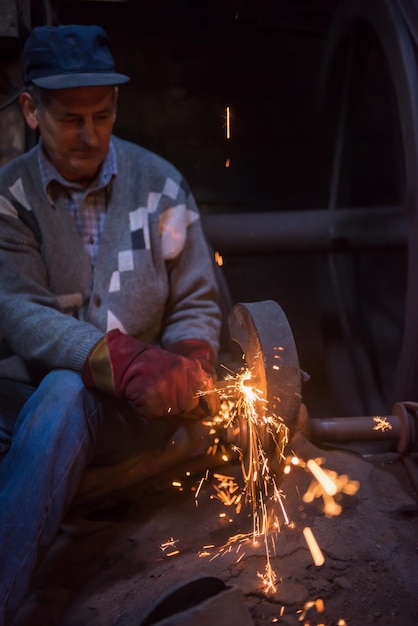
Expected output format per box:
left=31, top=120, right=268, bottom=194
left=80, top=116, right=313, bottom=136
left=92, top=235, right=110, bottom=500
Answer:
left=38, top=137, right=118, bottom=201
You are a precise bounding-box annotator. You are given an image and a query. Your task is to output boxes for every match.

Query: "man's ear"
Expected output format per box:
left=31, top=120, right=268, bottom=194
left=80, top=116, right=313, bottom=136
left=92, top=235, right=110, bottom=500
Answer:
left=19, top=92, right=39, bottom=130
left=113, top=86, right=119, bottom=114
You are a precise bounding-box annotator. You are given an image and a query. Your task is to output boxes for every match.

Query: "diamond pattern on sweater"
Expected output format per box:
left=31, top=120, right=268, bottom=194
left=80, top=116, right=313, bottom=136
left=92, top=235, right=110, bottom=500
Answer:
left=129, top=207, right=150, bottom=250
left=108, top=178, right=182, bottom=294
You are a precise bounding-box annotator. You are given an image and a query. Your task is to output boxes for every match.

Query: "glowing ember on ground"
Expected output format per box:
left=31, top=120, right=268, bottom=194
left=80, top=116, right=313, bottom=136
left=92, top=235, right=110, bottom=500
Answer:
left=299, top=598, right=325, bottom=621
left=160, top=537, right=179, bottom=553
left=257, top=558, right=278, bottom=593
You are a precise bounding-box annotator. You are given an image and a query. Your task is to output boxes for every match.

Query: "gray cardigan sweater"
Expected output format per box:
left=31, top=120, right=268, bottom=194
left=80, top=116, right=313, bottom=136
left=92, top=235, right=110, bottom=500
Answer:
left=0, top=136, right=221, bottom=384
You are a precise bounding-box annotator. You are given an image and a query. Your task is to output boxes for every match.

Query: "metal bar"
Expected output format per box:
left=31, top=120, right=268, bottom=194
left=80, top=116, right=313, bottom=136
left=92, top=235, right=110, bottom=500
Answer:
left=308, top=401, right=417, bottom=454
left=309, top=415, right=404, bottom=443
left=201, top=206, right=405, bottom=255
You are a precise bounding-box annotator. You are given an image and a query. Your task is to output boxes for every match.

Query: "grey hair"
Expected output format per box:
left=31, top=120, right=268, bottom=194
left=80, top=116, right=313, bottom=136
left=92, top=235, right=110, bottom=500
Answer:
left=24, top=83, right=52, bottom=109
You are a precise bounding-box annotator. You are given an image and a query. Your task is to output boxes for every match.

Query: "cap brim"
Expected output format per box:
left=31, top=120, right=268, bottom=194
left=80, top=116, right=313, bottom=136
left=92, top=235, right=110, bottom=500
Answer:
left=31, top=72, right=130, bottom=89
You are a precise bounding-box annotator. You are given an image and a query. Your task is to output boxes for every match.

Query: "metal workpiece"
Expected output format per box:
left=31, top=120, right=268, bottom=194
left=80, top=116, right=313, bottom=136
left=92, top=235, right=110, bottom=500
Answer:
left=308, top=401, right=418, bottom=454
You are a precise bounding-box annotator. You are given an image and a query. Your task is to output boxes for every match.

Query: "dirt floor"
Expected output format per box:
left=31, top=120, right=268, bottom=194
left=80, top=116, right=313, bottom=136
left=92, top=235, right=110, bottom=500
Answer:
left=10, top=429, right=418, bottom=626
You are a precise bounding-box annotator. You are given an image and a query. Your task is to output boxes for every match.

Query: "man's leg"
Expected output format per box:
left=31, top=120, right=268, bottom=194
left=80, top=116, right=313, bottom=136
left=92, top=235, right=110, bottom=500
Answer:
left=0, top=369, right=136, bottom=625
left=0, top=379, right=35, bottom=458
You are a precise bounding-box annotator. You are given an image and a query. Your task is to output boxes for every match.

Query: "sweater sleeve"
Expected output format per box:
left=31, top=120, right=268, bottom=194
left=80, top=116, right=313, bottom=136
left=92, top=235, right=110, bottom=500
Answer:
left=158, top=189, right=222, bottom=356
left=0, top=196, right=103, bottom=374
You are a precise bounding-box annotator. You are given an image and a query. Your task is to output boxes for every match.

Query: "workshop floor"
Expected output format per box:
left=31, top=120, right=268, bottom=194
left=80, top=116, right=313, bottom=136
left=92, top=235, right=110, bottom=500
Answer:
left=11, top=432, right=418, bottom=626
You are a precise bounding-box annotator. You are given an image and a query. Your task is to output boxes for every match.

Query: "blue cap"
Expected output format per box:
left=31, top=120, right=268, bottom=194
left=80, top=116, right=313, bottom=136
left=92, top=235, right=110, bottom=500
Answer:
left=23, top=24, right=130, bottom=89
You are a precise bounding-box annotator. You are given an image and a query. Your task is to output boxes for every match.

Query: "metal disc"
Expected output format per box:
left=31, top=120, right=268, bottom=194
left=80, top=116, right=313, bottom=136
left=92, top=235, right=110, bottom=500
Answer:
left=228, top=300, right=302, bottom=470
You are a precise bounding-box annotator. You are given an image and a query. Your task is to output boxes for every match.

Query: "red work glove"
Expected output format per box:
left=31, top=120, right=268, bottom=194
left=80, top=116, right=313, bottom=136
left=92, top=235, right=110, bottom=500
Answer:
left=166, top=339, right=219, bottom=416
left=165, top=339, right=217, bottom=375
left=82, top=330, right=214, bottom=419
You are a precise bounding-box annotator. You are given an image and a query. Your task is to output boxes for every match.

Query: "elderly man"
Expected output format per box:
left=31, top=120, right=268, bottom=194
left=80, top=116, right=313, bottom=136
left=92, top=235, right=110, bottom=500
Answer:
left=0, top=24, right=221, bottom=623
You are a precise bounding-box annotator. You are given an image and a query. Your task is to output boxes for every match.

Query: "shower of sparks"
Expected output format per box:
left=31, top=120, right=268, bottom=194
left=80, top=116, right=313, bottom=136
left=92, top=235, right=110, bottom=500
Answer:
left=198, top=363, right=291, bottom=592
left=195, top=358, right=359, bottom=599
left=373, top=415, right=392, bottom=432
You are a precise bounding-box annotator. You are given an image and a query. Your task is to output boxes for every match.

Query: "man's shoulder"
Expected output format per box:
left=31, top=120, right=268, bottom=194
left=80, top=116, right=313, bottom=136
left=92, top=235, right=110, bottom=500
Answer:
left=0, top=146, right=39, bottom=184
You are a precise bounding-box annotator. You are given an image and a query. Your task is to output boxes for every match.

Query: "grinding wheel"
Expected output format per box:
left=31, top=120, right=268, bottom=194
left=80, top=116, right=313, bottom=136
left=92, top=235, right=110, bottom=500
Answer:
left=227, top=300, right=302, bottom=471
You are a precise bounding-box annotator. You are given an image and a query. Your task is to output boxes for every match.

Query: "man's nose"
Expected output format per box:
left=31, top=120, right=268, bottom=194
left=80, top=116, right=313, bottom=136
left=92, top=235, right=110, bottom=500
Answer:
left=79, top=120, right=100, bottom=146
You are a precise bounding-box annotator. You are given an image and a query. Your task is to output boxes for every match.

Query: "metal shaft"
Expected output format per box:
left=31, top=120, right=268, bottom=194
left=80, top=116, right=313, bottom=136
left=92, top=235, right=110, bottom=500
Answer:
left=308, top=402, right=417, bottom=454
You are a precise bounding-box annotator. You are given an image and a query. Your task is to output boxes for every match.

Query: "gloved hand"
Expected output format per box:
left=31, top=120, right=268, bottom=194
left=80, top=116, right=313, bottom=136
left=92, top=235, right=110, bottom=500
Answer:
left=166, top=338, right=219, bottom=417
left=165, top=338, right=217, bottom=375
left=82, top=330, right=215, bottom=419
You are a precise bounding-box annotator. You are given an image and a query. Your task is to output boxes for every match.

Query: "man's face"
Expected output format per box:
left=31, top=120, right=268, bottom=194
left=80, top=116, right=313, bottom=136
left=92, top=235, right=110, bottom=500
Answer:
left=28, top=86, right=117, bottom=184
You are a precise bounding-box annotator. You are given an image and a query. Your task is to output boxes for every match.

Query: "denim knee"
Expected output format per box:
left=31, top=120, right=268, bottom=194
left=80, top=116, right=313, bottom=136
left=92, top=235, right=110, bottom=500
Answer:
left=35, top=369, right=86, bottom=396
left=15, top=369, right=102, bottom=456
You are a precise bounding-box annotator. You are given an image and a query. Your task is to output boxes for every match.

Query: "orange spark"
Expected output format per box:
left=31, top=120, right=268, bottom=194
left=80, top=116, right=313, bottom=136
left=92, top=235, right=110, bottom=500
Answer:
left=225, top=106, right=231, bottom=139
left=373, top=415, right=392, bottom=432
left=160, top=537, right=179, bottom=553
left=303, top=527, right=325, bottom=566
left=307, top=459, right=338, bottom=496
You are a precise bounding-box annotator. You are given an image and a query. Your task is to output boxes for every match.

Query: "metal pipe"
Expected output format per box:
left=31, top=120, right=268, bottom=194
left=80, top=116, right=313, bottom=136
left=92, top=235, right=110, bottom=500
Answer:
left=201, top=206, right=405, bottom=255
left=309, top=415, right=404, bottom=443
left=308, top=402, right=417, bottom=454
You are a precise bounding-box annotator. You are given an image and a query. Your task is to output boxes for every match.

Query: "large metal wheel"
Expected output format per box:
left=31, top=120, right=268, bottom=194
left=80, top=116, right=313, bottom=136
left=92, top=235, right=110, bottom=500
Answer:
left=319, top=0, right=418, bottom=414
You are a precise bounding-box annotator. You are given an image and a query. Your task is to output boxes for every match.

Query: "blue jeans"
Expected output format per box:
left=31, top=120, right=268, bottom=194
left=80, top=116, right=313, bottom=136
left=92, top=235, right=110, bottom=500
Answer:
left=0, top=369, right=155, bottom=625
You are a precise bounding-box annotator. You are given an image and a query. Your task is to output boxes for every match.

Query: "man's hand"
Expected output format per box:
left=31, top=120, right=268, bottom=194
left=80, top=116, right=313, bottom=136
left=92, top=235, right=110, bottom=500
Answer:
left=166, top=338, right=220, bottom=416
left=82, top=330, right=215, bottom=419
